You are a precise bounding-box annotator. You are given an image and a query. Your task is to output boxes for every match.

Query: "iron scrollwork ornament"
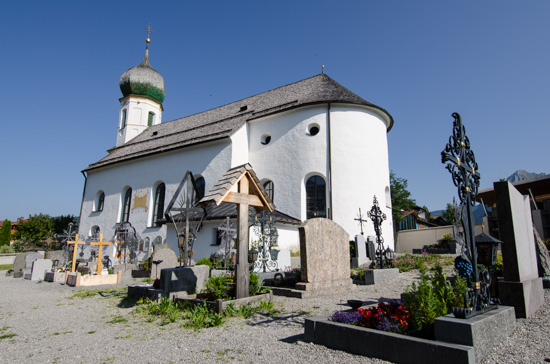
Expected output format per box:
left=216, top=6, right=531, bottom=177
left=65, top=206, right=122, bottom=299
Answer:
left=441, top=112, right=498, bottom=318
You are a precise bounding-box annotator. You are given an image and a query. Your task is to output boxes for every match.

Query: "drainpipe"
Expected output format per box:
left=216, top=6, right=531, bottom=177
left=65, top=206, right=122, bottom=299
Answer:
left=327, top=103, right=333, bottom=220
left=79, top=171, right=88, bottom=235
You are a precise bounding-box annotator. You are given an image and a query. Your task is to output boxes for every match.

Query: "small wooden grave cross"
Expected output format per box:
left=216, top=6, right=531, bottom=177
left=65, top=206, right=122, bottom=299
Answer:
left=354, top=208, right=368, bottom=235
left=66, top=234, right=86, bottom=273
left=91, top=234, right=111, bottom=273
left=200, top=164, right=275, bottom=299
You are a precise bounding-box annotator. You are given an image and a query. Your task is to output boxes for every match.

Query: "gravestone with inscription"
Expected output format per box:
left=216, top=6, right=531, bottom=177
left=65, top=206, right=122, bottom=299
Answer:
left=351, top=235, right=368, bottom=268
left=30, top=259, right=53, bottom=281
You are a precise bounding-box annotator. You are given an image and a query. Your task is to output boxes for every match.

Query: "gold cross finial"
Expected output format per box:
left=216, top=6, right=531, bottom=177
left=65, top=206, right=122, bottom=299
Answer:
left=146, top=24, right=152, bottom=43
left=322, top=65, right=325, bottom=74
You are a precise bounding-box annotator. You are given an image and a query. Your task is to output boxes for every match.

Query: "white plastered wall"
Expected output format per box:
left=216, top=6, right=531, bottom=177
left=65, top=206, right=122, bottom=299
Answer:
left=117, top=96, right=163, bottom=147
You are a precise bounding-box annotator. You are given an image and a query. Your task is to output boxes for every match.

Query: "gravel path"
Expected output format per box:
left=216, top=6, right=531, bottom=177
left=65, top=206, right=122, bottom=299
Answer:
left=0, top=270, right=548, bottom=364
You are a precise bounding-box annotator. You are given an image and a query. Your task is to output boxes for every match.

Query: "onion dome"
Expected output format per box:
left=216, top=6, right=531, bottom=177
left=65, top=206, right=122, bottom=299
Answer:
left=119, top=37, right=165, bottom=103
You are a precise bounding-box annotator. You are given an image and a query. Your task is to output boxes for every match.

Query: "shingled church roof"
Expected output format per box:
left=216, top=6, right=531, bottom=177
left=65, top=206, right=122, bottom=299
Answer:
left=84, top=73, right=393, bottom=172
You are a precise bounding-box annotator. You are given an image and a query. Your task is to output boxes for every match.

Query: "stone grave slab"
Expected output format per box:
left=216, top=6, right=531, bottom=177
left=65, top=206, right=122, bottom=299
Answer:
left=149, top=248, right=179, bottom=279
left=366, top=236, right=376, bottom=261
left=25, top=252, right=42, bottom=269
left=159, top=265, right=209, bottom=298
left=297, top=218, right=354, bottom=297
left=44, top=250, right=66, bottom=268
left=365, top=268, right=400, bottom=285
left=11, top=253, right=29, bottom=277
left=30, top=259, right=52, bottom=281
left=351, top=235, right=368, bottom=268
left=494, top=181, right=544, bottom=318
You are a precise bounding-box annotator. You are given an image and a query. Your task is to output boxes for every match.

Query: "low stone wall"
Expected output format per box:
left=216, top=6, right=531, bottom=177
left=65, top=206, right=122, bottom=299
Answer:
left=0, top=254, right=16, bottom=265
left=66, top=271, right=122, bottom=287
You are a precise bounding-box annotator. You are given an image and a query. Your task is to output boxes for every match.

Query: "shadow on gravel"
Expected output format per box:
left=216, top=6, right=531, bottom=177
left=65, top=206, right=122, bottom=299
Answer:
left=280, top=333, right=305, bottom=344
left=247, top=311, right=309, bottom=328
left=117, top=295, right=140, bottom=309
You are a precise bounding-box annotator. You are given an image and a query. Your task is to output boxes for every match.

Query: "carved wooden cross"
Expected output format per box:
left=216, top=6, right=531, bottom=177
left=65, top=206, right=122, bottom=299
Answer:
left=200, top=164, right=274, bottom=299
left=66, top=234, right=86, bottom=273
left=91, top=234, right=111, bottom=274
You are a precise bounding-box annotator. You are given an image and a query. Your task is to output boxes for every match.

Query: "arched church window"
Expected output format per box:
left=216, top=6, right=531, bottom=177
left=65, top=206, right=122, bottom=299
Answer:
left=195, top=177, right=205, bottom=200
left=148, top=112, right=155, bottom=127
left=90, top=226, right=100, bottom=239
left=263, top=180, right=274, bottom=202
left=121, top=187, right=132, bottom=222
left=306, top=175, right=326, bottom=219
left=120, top=109, right=127, bottom=129
left=96, top=191, right=105, bottom=212
left=152, top=183, right=165, bottom=226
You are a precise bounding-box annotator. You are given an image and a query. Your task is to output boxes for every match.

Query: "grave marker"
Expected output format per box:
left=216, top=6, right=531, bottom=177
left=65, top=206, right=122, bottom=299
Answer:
left=91, top=234, right=111, bottom=273
left=67, top=234, right=86, bottom=272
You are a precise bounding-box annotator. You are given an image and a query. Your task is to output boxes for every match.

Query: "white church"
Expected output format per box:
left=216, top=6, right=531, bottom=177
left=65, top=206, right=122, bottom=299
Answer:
left=77, top=35, right=395, bottom=266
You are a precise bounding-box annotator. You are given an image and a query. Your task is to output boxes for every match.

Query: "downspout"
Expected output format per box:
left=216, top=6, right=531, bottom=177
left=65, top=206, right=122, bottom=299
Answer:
left=79, top=171, right=88, bottom=235
left=327, top=103, right=333, bottom=220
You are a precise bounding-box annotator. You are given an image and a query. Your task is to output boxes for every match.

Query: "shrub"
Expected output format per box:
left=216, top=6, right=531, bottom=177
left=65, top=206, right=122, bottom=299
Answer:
left=201, top=275, right=232, bottom=301
left=0, top=245, right=15, bottom=254
left=196, top=257, right=213, bottom=271
left=249, top=272, right=265, bottom=296
left=350, top=268, right=365, bottom=281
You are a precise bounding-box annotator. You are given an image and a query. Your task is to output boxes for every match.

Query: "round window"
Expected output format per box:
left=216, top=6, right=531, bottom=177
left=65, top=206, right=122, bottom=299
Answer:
left=261, top=134, right=271, bottom=145
left=308, top=124, right=320, bottom=136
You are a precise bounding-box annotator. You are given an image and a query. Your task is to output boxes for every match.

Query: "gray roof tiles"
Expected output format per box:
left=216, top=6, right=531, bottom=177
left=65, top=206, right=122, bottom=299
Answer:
left=84, top=74, right=393, bottom=172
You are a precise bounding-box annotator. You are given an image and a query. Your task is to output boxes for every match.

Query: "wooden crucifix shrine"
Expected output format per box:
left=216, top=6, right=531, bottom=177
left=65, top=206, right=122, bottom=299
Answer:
left=91, top=234, right=111, bottom=274
left=200, top=164, right=275, bottom=299
left=67, top=234, right=86, bottom=273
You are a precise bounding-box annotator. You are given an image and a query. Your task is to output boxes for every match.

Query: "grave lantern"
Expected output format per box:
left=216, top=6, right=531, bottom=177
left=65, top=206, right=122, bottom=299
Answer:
left=248, top=249, right=259, bottom=264
left=475, top=232, right=501, bottom=267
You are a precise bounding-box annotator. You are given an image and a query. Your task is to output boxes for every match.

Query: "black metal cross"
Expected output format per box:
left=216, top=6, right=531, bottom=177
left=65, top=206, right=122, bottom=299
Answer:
left=218, top=216, right=237, bottom=269
left=54, top=222, right=76, bottom=267
left=251, top=211, right=278, bottom=272
left=354, top=208, right=368, bottom=235
left=367, top=196, right=388, bottom=268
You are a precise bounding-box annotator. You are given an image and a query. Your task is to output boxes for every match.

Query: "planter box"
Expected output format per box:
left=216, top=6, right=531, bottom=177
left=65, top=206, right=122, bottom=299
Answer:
left=364, top=268, right=400, bottom=285
left=305, top=305, right=516, bottom=364
left=66, top=271, right=122, bottom=287
left=175, top=291, right=273, bottom=314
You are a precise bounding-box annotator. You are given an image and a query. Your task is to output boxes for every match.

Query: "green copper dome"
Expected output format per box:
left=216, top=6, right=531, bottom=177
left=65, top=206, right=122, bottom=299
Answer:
left=119, top=45, right=165, bottom=103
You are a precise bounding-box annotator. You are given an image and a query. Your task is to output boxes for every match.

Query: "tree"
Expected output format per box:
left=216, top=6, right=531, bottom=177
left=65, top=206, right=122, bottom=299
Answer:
left=13, top=214, right=54, bottom=249
left=0, top=219, right=11, bottom=246
left=52, top=215, right=78, bottom=236
left=441, top=203, right=457, bottom=226
left=390, top=171, right=416, bottom=224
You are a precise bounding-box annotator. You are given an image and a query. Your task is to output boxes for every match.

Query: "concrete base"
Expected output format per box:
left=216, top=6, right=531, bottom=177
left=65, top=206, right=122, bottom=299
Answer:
left=365, top=268, right=400, bottom=285
left=295, top=278, right=355, bottom=298
left=13, top=271, right=23, bottom=278
left=434, top=306, right=516, bottom=362
left=127, top=285, right=162, bottom=301
left=498, top=278, right=544, bottom=318
left=44, top=271, right=67, bottom=283
left=159, top=266, right=209, bottom=297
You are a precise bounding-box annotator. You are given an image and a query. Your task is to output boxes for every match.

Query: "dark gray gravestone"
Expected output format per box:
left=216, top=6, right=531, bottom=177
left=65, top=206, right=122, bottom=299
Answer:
left=351, top=235, right=368, bottom=268
left=11, top=253, right=29, bottom=278
left=366, top=236, right=376, bottom=261
left=25, top=253, right=42, bottom=269
left=494, top=181, right=544, bottom=318
left=159, top=265, right=209, bottom=298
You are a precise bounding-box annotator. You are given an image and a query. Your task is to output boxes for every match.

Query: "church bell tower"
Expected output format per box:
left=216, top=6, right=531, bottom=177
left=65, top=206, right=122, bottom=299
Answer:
left=116, top=26, right=165, bottom=147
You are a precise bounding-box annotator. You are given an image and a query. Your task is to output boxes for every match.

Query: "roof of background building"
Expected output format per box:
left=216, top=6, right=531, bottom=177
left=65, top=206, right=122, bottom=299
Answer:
left=84, top=73, right=393, bottom=172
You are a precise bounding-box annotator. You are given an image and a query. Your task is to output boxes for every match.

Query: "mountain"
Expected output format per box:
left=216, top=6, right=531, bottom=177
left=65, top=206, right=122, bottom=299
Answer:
left=506, top=170, right=547, bottom=183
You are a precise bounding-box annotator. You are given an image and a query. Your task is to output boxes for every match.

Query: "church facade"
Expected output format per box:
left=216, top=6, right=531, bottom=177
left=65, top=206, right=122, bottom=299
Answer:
left=78, top=38, right=395, bottom=262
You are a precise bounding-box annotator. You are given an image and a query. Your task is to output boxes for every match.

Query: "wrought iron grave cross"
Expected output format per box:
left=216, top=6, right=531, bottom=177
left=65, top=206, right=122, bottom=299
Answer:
left=441, top=112, right=497, bottom=318
left=354, top=208, right=368, bottom=235
left=217, top=216, right=237, bottom=269
left=367, top=196, right=388, bottom=268
left=251, top=211, right=278, bottom=272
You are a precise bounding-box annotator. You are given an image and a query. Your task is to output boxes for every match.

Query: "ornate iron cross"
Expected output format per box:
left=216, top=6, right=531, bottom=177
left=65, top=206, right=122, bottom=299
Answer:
left=251, top=211, right=278, bottom=272
left=367, top=196, right=388, bottom=268
left=441, top=112, right=497, bottom=318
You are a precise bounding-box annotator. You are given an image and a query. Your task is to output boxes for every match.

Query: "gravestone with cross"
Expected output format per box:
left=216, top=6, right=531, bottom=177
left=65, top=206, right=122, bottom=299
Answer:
left=441, top=112, right=497, bottom=318
left=91, top=234, right=111, bottom=273
left=201, top=164, right=274, bottom=299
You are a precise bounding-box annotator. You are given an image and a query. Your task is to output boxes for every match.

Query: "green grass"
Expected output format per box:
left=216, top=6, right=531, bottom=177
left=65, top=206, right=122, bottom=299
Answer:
left=108, top=315, right=128, bottom=324
left=0, top=333, right=16, bottom=340
left=0, top=264, right=13, bottom=270
left=69, top=287, right=127, bottom=299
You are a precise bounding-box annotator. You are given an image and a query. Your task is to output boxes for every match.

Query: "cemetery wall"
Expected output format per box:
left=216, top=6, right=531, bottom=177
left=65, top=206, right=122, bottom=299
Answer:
left=396, top=223, right=485, bottom=253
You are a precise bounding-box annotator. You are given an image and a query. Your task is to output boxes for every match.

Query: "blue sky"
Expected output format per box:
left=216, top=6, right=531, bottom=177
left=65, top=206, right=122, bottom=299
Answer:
left=1, top=1, right=548, bottom=222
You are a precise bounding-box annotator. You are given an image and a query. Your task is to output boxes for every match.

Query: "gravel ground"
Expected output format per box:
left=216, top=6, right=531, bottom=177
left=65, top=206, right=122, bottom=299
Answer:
left=0, top=270, right=548, bottom=364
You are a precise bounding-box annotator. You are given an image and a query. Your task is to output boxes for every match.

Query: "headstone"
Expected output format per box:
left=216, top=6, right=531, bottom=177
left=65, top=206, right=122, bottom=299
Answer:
left=150, top=248, right=179, bottom=279
left=11, top=253, right=29, bottom=277
left=297, top=218, right=354, bottom=296
left=366, top=236, right=376, bottom=261
left=159, top=265, right=209, bottom=298
left=45, top=250, right=66, bottom=267
left=351, top=235, right=368, bottom=268
left=25, top=252, right=42, bottom=269
left=533, top=226, right=550, bottom=279
left=494, top=181, right=544, bottom=318
left=30, top=259, right=52, bottom=281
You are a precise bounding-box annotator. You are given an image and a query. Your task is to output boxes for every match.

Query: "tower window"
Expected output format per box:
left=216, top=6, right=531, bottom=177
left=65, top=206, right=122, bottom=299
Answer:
left=308, top=123, right=320, bottom=136
left=121, top=187, right=132, bottom=222
left=152, top=183, right=165, bottom=226
left=148, top=112, right=155, bottom=127
left=120, top=109, right=127, bottom=129
left=263, top=180, right=274, bottom=202
left=306, top=175, right=326, bottom=219
left=195, top=176, right=205, bottom=200
left=95, top=191, right=105, bottom=212
left=261, top=134, right=271, bottom=145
